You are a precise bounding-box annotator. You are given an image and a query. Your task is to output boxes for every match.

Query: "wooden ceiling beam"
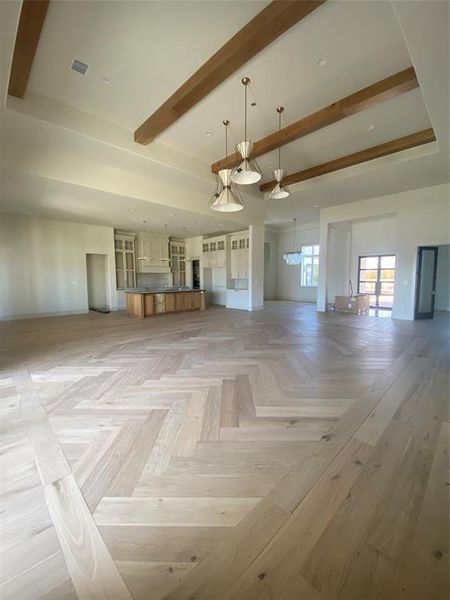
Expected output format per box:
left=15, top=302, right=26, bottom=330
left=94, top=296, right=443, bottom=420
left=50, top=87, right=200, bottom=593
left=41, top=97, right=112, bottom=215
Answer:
left=134, top=0, right=325, bottom=145
left=260, top=128, right=436, bottom=192
left=212, top=67, right=419, bottom=173
left=8, top=0, right=50, bottom=98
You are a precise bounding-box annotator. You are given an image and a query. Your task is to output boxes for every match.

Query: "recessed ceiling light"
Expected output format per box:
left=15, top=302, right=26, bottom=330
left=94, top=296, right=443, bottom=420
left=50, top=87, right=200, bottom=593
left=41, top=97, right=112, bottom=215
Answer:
left=365, top=124, right=375, bottom=132
left=205, top=131, right=212, bottom=137
left=129, top=208, right=135, bottom=212
left=313, top=204, right=319, bottom=208
left=316, top=57, right=327, bottom=67
left=101, top=76, right=111, bottom=84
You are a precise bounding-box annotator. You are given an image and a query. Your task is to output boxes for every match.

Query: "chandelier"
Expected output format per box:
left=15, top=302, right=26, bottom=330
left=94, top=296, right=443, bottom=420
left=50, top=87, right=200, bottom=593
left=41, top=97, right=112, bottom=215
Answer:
left=283, top=218, right=304, bottom=265
left=270, top=106, right=290, bottom=199
left=231, top=77, right=261, bottom=185
left=210, top=120, right=244, bottom=212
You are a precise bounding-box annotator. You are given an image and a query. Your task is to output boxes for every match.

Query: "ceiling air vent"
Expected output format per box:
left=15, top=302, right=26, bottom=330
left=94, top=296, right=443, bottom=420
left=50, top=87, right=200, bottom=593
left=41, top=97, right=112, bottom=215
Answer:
left=70, top=59, right=90, bottom=75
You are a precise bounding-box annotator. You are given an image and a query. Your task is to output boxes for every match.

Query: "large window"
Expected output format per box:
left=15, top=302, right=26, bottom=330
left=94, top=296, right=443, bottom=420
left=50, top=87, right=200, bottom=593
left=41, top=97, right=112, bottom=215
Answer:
left=301, top=245, right=320, bottom=287
left=357, top=254, right=395, bottom=308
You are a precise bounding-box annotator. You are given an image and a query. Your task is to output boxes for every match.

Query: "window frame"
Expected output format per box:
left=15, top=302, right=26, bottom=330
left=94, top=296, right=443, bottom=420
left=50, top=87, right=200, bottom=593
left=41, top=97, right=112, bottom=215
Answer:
left=300, top=244, right=320, bottom=287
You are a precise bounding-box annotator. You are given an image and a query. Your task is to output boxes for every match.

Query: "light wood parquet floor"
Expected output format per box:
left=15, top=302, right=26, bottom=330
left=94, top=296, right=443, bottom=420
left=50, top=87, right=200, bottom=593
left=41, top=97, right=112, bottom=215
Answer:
left=0, top=302, right=448, bottom=600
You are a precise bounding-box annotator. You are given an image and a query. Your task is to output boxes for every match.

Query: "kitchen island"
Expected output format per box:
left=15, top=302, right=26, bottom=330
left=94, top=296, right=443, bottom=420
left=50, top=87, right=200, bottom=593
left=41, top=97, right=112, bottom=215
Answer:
left=125, top=288, right=205, bottom=319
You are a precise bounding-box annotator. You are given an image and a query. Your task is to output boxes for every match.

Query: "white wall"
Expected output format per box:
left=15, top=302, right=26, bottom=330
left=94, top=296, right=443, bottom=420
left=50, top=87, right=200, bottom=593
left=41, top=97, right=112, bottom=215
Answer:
left=264, top=229, right=278, bottom=300
left=435, top=245, right=450, bottom=311
left=86, top=254, right=108, bottom=309
left=0, top=213, right=118, bottom=319
left=249, top=224, right=265, bottom=310
left=349, top=216, right=397, bottom=287
left=318, top=183, right=450, bottom=320
left=327, top=226, right=351, bottom=302
left=276, top=224, right=320, bottom=303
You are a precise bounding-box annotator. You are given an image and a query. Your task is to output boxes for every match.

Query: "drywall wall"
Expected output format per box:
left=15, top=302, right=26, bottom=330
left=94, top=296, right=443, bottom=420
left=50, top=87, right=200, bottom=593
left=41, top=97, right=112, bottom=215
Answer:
left=349, top=216, right=397, bottom=287
left=86, top=254, right=108, bottom=309
left=0, top=213, right=118, bottom=319
left=264, top=230, right=278, bottom=300
left=276, top=224, right=320, bottom=303
left=318, top=183, right=450, bottom=320
left=249, top=224, right=265, bottom=310
left=327, top=226, right=351, bottom=303
left=435, top=245, right=450, bottom=311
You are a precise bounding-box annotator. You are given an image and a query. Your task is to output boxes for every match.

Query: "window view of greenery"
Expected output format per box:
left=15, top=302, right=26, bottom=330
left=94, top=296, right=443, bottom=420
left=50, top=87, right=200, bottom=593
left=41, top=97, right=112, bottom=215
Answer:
left=301, top=245, right=320, bottom=287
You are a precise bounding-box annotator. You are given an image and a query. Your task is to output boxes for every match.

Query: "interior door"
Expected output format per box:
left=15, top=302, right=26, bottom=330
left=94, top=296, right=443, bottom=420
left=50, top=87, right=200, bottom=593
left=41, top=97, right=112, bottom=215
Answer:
left=358, top=255, right=396, bottom=309
left=414, top=246, right=438, bottom=319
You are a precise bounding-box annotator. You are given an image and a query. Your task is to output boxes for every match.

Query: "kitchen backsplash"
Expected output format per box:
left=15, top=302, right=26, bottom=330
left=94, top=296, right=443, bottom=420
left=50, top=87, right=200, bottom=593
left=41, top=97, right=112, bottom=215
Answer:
left=136, top=273, right=172, bottom=288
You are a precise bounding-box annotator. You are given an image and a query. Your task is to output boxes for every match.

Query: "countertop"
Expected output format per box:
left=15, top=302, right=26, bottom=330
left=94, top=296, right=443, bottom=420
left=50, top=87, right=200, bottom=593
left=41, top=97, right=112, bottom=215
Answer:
left=124, top=288, right=205, bottom=294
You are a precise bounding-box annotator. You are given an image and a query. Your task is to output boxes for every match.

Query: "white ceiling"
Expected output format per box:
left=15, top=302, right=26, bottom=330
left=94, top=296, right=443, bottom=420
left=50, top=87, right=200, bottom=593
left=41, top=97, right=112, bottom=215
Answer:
left=1, top=0, right=449, bottom=231
left=0, top=170, right=235, bottom=237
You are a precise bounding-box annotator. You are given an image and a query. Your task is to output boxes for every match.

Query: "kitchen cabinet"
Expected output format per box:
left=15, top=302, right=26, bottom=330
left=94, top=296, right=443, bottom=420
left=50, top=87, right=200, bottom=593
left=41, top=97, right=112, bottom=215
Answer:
left=226, top=289, right=249, bottom=310
left=115, top=232, right=136, bottom=289
left=230, top=232, right=249, bottom=279
left=170, top=239, right=186, bottom=287
left=126, top=290, right=205, bottom=318
left=202, top=236, right=226, bottom=268
left=136, top=233, right=170, bottom=273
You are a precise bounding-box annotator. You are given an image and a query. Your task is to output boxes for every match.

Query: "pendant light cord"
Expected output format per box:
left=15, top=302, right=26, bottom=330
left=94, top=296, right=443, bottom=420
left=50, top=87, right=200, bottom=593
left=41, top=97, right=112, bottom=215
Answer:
left=244, top=83, right=247, bottom=141
left=293, top=218, right=296, bottom=248
left=225, top=123, right=228, bottom=158
left=278, top=111, right=281, bottom=170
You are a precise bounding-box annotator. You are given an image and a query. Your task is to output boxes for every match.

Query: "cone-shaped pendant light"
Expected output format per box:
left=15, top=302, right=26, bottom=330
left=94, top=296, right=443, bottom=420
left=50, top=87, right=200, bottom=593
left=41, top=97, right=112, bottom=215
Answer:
left=231, top=78, right=261, bottom=185
left=270, top=107, right=290, bottom=199
left=210, top=120, right=244, bottom=212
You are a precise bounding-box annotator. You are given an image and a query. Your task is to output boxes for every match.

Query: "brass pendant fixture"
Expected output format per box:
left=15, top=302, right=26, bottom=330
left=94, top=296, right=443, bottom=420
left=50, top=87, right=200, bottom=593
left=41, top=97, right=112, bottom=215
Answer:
left=270, top=106, right=290, bottom=199
left=231, top=77, right=262, bottom=185
left=210, top=120, right=244, bottom=212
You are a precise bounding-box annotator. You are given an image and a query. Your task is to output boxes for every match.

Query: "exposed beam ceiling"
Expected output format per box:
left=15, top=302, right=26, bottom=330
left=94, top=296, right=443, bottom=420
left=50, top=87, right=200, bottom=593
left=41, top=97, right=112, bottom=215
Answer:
left=134, top=0, right=325, bottom=145
left=260, top=128, right=436, bottom=192
left=8, top=0, right=50, bottom=98
left=212, top=67, right=419, bottom=173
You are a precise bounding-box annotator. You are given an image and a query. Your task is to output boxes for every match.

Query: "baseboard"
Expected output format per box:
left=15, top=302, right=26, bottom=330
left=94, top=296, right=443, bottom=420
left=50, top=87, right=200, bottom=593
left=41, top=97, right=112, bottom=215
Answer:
left=0, top=306, right=120, bottom=321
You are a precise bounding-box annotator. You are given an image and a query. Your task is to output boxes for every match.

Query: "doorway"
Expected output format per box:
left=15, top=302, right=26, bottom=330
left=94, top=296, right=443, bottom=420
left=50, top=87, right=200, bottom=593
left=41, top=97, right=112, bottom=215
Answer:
left=192, top=259, right=200, bottom=289
left=86, top=254, right=108, bottom=311
left=357, top=255, right=396, bottom=309
left=414, top=246, right=438, bottom=319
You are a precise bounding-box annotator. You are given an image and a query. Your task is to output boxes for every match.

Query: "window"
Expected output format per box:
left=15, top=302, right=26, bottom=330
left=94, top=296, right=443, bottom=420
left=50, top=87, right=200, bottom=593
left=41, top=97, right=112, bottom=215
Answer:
left=301, top=245, right=320, bottom=287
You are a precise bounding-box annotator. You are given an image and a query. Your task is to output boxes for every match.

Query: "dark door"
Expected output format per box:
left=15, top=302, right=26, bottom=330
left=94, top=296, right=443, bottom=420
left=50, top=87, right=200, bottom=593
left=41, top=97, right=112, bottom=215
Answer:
left=358, top=255, right=396, bottom=309
left=414, top=246, right=438, bottom=319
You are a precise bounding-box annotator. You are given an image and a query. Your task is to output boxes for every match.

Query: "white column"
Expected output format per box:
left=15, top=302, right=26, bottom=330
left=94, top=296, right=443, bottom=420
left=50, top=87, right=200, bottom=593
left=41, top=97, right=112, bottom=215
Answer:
left=316, top=221, right=330, bottom=312
left=248, top=223, right=265, bottom=311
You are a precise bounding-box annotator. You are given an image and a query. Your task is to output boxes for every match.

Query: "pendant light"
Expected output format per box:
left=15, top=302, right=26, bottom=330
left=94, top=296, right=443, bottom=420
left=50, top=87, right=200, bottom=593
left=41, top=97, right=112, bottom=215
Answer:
left=231, top=77, right=262, bottom=185
left=270, top=107, right=290, bottom=199
left=283, top=218, right=304, bottom=266
left=210, top=120, right=244, bottom=212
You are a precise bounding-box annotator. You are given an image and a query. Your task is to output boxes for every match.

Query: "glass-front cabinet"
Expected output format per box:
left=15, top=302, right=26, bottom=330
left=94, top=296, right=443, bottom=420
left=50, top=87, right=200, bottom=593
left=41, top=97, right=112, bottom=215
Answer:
left=115, top=233, right=136, bottom=289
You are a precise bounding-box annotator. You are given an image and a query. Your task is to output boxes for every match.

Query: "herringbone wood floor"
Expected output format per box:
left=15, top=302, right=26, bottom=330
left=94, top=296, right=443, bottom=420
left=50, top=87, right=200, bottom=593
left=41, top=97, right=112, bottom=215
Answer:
left=0, top=302, right=448, bottom=600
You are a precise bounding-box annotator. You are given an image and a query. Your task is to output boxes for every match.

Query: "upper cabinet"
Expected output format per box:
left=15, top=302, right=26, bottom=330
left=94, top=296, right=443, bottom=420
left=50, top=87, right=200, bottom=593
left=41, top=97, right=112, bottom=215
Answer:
left=136, top=233, right=170, bottom=273
left=115, top=232, right=136, bottom=289
left=230, top=231, right=249, bottom=279
left=170, top=239, right=186, bottom=287
left=202, top=235, right=226, bottom=268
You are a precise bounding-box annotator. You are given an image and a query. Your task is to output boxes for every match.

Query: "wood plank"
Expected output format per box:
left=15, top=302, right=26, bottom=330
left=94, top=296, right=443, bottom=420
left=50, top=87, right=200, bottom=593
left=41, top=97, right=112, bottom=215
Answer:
left=212, top=67, right=419, bottom=172
left=8, top=0, right=49, bottom=98
left=94, top=497, right=260, bottom=527
left=44, top=474, right=133, bottom=599
left=260, top=128, right=436, bottom=192
left=134, top=1, right=325, bottom=144
left=14, top=370, right=71, bottom=486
